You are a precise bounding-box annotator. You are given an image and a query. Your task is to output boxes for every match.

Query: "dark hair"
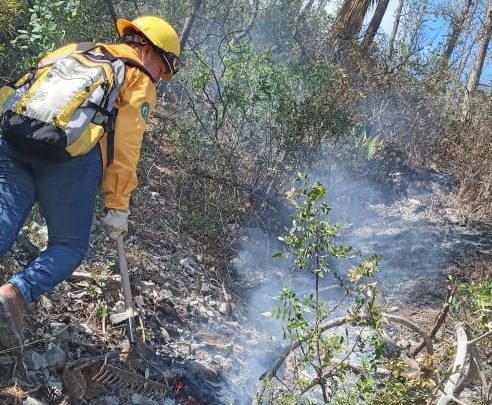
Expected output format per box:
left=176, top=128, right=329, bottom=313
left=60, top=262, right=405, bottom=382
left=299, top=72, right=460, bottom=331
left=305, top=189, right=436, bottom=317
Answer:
left=119, top=29, right=150, bottom=47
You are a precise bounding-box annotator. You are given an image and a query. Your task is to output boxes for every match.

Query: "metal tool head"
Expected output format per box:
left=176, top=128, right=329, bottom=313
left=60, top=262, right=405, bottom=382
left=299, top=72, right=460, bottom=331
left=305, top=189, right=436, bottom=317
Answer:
left=92, top=354, right=171, bottom=400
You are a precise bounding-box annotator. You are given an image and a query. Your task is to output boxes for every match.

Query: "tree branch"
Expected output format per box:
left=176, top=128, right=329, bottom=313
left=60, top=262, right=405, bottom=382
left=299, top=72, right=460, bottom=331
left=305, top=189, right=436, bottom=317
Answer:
left=230, top=0, right=260, bottom=46
left=382, top=312, right=434, bottom=355
left=436, top=324, right=468, bottom=405
left=410, top=289, right=454, bottom=357
left=253, top=316, right=348, bottom=404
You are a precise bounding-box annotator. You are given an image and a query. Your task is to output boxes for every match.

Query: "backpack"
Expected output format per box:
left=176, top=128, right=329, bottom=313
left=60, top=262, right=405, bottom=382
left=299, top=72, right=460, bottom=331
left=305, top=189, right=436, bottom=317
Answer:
left=0, top=43, right=151, bottom=164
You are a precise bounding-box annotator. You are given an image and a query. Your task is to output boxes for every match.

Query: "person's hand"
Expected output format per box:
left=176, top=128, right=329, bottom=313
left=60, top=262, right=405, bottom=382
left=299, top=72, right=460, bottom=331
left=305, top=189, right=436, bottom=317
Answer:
left=101, top=209, right=130, bottom=240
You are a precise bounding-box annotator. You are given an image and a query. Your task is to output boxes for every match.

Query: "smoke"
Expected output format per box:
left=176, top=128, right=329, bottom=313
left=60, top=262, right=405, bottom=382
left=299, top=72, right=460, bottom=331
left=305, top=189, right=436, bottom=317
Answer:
left=218, top=154, right=492, bottom=403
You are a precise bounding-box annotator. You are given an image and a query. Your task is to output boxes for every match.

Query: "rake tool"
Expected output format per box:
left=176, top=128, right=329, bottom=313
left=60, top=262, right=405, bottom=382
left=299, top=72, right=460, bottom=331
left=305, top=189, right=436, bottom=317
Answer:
left=91, top=236, right=172, bottom=399
left=92, top=353, right=170, bottom=400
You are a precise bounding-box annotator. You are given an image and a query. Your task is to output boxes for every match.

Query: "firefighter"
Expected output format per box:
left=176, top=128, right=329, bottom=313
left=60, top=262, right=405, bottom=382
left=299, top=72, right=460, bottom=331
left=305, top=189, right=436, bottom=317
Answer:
left=0, top=15, right=181, bottom=352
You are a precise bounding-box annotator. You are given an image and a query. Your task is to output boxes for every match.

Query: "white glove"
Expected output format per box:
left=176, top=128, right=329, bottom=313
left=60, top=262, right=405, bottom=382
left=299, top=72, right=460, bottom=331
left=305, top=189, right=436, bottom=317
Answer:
left=101, top=209, right=130, bottom=240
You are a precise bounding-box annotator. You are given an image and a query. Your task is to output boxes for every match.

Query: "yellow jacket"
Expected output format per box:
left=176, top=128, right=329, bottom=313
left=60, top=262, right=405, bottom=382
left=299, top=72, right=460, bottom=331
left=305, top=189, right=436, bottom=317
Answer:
left=42, top=43, right=157, bottom=210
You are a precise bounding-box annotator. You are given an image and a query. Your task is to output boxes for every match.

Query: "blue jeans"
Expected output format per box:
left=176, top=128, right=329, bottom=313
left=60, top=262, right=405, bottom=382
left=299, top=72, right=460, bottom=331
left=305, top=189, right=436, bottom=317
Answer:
left=0, top=139, right=102, bottom=305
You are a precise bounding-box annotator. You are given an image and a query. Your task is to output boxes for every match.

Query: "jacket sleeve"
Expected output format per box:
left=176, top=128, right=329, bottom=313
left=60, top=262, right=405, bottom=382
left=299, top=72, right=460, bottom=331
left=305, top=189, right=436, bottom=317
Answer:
left=100, top=67, right=156, bottom=210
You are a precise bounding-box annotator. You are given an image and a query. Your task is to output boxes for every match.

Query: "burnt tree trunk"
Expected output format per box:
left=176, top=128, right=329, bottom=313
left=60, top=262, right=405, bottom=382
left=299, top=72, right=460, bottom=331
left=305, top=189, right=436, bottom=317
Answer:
left=180, top=0, right=203, bottom=49
left=363, top=0, right=391, bottom=47
left=463, top=1, right=492, bottom=117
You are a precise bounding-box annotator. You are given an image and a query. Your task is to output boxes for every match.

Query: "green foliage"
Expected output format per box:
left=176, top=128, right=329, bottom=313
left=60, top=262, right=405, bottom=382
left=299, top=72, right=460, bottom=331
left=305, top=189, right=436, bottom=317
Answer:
left=258, top=176, right=442, bottom=404
left=280, top=175, right=352, bottom=273
left=451, top=274, right=492, bottom=335
left=259, top=176, right=385, bottom=403
left=87, top=263, right=111, bottom=299
left=349, top=126, right=383, bottom=160
left=165, top=42, right=356, bottom=245
left=0, top=0, right=24, bottom=41
left=11, top=0, right=80, bottom=63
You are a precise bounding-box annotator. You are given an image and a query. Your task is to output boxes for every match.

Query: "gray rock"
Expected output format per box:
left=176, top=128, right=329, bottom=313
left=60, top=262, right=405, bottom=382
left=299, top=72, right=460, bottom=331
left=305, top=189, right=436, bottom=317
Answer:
left=218, top=302, right=230, bottom=315
left=102, top=396, right=120, bottom=405
left=180, top=257, right=197, bottom=274
left=50, top=321, right=70, bottom=342
left=46, top=344, right=66, bottom=368
left=131, top=393, right=144, bottom=404
left=39, top=295, right=53, bottom=311
left=22, top=350, right=47, bottom=371
left=22, top=397, right=45, bottom=405
left=160, top=327, right=171, bottom=341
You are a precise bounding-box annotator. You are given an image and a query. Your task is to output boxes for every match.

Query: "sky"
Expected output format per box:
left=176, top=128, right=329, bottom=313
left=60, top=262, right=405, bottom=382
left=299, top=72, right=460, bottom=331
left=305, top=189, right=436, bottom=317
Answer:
left=327, top=0, right=491, bottom=87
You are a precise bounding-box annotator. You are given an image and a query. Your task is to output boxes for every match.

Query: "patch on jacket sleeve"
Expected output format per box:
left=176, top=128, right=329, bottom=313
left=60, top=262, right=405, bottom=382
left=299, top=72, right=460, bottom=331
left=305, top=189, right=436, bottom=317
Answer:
left=141, top=102, right=150, bottom=121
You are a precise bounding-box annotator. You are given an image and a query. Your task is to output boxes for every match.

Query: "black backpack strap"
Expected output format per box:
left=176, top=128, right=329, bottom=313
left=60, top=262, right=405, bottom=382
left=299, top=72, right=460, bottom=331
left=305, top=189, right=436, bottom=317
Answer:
left=106, top=108, right=118, bottom=166
left=86, top=101, right=117, bottom=167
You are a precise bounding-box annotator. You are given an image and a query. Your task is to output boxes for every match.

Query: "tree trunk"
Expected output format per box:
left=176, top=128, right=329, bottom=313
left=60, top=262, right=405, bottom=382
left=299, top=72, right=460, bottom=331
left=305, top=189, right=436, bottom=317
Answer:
left=363, top=0, right=391, bottom=47
left=180, top=0, right=203, bottom=49
left=293, top=0, right=316, bottom=38
left=386, top=0, right=404, bottom=60
left=230, top=0, right=260, bottom=46
left=441, top=0, right=474, bottom=66
left=105, top=0, right=118, bottom=32
left=330, top=0, right=377, bottom=53
left=463, top=1, right=492, bottom=116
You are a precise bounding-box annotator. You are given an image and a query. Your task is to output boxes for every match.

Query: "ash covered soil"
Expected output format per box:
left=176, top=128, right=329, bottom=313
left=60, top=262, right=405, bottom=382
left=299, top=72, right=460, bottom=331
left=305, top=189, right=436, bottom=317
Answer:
left=0, top=165, right=490, bottom=404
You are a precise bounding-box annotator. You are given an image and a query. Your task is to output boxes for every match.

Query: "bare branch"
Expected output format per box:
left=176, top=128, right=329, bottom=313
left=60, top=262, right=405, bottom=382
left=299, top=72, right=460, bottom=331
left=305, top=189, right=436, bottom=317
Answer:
left=436, top=324, right=468, bottom=405
left=467, top=329, right=492, bottom=345
left=253, top=316, right=348, bottom=405
left=230, top=0, right=260, bottom=46
left=382, top=312, right=434, bottom=355
left=410, top=289, right=454, bottom=357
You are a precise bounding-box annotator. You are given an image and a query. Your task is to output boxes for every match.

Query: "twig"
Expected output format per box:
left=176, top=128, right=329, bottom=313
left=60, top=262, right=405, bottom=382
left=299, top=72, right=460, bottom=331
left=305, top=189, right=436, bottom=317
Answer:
left=383, top=312, right=434, bottom=355
left=253, top=316, right=348, bottom=405
left=410, top=289, right=453, bottom=357
left=436, top=324, right=468, bottom=405
left=467, top=329, right=492, bottom=345
left=300, top=360, right=394, bottom=395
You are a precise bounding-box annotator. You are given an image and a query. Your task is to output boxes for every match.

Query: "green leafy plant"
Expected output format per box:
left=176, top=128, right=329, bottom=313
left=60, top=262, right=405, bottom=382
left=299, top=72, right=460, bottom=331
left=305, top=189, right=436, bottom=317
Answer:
left=256, top=175, right=435, bottom=404
left=450, top=271, right=492, bottom=340
left=11, top=0, right=80, bottom=62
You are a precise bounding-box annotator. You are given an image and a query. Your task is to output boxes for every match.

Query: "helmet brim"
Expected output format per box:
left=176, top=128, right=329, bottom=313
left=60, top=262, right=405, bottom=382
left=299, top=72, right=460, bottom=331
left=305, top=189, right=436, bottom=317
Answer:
left=116, top=18, right=137, bottom=37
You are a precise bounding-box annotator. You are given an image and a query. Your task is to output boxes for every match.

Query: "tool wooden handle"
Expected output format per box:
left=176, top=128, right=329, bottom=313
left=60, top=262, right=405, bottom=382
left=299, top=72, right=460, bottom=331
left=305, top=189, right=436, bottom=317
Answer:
left=117, top=236, right=137, bottom=344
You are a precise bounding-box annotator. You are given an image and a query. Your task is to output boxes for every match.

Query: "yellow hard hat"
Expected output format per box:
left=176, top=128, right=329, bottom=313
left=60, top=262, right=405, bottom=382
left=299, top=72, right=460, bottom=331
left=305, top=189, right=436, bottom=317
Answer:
left=116, top=15, right=181, bottom=80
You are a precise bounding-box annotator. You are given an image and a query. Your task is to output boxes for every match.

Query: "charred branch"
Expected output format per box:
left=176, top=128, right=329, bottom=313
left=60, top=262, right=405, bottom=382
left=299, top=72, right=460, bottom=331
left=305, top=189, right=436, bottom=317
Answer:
left=255, top=312, right=437, bottom=402
left=410, top=288, right=454, bottom=357
left=387, top=0, right=404, bottom=60
left=363, top=0, right=391, bottom=47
